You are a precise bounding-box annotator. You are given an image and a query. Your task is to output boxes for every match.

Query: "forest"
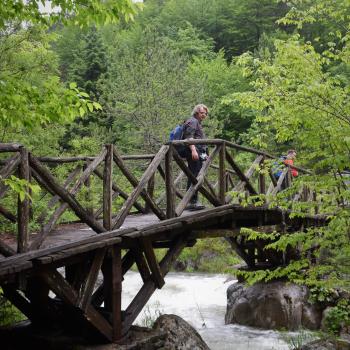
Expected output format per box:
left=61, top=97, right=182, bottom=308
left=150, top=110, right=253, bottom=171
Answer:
left=0, top=0, right=349, bottom=340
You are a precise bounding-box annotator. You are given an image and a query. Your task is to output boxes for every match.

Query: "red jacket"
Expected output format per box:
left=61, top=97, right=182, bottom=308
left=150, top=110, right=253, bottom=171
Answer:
left=284, top=159, right=298, bottom=177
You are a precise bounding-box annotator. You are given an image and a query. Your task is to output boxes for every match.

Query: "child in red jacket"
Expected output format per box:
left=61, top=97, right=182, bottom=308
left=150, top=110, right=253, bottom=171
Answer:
left=284, top=149, right=298, bottom=177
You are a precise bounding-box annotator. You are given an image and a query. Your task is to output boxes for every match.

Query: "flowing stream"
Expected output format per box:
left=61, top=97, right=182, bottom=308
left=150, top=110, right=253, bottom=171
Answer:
left=122, top=271, right=294, bottom=350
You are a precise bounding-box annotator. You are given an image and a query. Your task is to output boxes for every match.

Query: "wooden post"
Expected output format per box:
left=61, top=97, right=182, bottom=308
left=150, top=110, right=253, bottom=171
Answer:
left=259, top=157, right=266, bottom=194
left=83, top=163, right=93, bottom=217
left=145, top=173, right=155, bottom=214
left=18, top=147, right=30, bottom=253
left=103, top=145, right=113, bottom=231
left=219, top=142, right=226, bottom=204
left=165, top=145, right=175, bottom=218
left=111, top=246, right=122, bottom=342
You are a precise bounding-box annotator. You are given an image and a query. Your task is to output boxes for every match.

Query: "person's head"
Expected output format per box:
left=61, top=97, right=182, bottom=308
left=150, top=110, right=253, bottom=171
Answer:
left=192, top=104, right=208, bottom=122
left=287, top=149, right=297, bottom=159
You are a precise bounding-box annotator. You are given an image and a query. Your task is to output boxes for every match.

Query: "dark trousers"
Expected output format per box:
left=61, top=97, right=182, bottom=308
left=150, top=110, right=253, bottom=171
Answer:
left=186, top=153, right=203, bottom=203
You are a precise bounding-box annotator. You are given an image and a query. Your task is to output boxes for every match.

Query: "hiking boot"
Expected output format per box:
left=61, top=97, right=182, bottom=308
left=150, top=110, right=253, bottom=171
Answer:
left=186, top=201, right=205, bottom=211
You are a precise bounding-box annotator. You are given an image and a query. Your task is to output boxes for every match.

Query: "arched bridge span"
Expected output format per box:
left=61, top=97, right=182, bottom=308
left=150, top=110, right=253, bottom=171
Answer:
left=0, top=140, right=326, bottom=342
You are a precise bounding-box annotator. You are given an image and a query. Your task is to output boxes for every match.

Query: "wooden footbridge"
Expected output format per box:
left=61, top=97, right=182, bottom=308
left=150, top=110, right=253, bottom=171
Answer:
left=0, top=140, right=325, bottom=342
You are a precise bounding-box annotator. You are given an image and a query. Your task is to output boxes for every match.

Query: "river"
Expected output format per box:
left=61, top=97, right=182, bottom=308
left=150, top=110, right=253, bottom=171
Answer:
left=122, top=271, right=294, bottom=350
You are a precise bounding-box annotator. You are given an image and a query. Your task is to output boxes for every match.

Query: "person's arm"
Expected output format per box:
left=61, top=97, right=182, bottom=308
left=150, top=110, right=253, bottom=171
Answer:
left=183, top=119, right=199, bottom=160
left=189, top=143, right=199, bottom=160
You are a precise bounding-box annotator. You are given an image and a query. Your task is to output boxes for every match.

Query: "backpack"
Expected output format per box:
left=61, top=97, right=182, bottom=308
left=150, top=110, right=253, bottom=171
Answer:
left=169, top=123, right=186, bottom=157
left=272, top=155, right=287, bottom=179
left=169, top=124, right=184, bottom=141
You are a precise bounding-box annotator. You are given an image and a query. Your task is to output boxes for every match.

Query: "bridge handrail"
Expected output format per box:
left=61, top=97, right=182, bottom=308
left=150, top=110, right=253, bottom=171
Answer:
left=0, top=140, right=317, bottom=258
left=0, top=141, right=310, bottom=173
left=169, top=139, right=311, bottom=174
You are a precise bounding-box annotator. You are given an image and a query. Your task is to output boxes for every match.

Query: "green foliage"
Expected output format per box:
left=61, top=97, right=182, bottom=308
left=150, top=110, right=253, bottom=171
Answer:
left=188, top=51, right=252, bottom=141
left=0, top=290, right=26, bottom=326
left=178, top=238, right=241, bottom=273
left=324, top=299, right=350, bottom=334
left=280, top=328, right=315, bottom=350
left=139, top=0, right=287, bottom=58
left=3, top=176, right=40, bottom=202
left=0, top=0, right=139, bottom=29
left=99, top=27, right=213, bottom=152
left=139, top=301, right=163, bottom=328
left=56, top=26, right=109, bottom=149
left=224, top=0, right=350, bottom=293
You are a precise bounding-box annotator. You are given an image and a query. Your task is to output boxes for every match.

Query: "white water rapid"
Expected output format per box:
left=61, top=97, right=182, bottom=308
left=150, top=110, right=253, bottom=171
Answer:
left=122, top=271, right=293, bottom=350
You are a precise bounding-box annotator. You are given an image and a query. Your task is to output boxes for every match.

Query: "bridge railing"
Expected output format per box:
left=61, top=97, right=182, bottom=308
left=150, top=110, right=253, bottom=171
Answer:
left=0, top=140, right=312, bottom=257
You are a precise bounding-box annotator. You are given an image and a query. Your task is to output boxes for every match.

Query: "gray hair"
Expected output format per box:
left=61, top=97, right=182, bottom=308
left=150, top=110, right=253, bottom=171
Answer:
left=191, top=104, right=208, bottom=117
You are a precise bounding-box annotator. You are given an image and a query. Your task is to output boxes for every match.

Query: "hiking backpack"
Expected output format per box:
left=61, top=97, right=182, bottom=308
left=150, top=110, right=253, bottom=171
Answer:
left=272, top=155, right=287, bottom=179
left=169, top=124, right=184, bottom=141
left=169, top=123, right=186, bottom=157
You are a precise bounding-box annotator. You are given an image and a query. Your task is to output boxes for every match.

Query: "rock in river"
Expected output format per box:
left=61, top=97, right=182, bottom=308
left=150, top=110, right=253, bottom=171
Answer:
left=225, top=281, right=322, bottom=330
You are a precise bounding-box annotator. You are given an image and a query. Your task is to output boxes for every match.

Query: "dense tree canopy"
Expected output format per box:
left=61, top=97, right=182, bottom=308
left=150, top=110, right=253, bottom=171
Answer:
left=1, top=0, right=349, bottom=317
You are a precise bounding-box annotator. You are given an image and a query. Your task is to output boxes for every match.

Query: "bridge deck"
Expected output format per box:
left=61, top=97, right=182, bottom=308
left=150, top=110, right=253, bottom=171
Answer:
left=0, top=210, right=205, bottom=256
left=27, top=210, right=196, bottom=250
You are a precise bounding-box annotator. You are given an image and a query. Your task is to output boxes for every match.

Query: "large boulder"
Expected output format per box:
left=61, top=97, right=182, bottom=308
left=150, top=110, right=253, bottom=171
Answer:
left=225, top=282, right=322, bottom=330
left=153, top=314, right=210, bottom=350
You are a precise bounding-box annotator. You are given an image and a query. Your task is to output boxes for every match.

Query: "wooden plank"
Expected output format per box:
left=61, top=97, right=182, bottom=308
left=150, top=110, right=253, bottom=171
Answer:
left=140, top=238, right=164, bottom=288
left=219, top=142, right=226, bottom=204
left=113, top=147, right=165, bottom=221
left=176, top=145, right=221, bottom=216
left=29, top=153, right=106, bottom=246
left=77, top=248, right=106, bottom=311
left=126, top=222, right=183, bottom=239
left=0, top=228, right=131, bottom=271
left=41, top=269, right=113, bottom=341
left=131, top=245, right=151, bottom=282
left=165, top=145, right=175, bottom=219
left=259, top=157, right=266, bottom=194
left=34, top=237, right=121, bottom=265
left=271, top=168, right=288, bottom=196
left=91, top=249, right=135, bottom=308
left=17, top=147, right=30, bottom=253
left=112, top=146, right=168, bottom=229
left=170, top=139, right=224, bottom=146
left=111, top=247, right=122, bottom=341
left=37, top=154, right=155, bottom=163
left=0, top=261, right=33, bottom=280
left=103, top=145, right=113, bottom=230
left=189, top=225, right=283, bottom=239
left=0, top=143, right=22, bottom=152
left=145, top=173, right=155, bottom=214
